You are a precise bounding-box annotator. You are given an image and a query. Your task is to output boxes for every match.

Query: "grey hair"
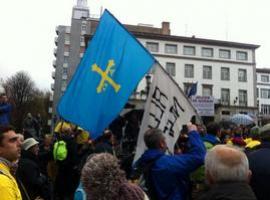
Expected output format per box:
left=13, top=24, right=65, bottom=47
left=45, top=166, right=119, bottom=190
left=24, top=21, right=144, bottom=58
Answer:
left=81, top=153, right=126, bottom=200
left=205, top=144, right=249, bottom=183
left=144, top=128, right=165, bottom=149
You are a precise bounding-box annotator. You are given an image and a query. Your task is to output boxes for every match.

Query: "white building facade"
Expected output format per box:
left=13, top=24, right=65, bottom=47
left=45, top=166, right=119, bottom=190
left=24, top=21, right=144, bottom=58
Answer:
left=133, top=34, right=259, bottom=122
left=256, top=68, right=270, bottom=123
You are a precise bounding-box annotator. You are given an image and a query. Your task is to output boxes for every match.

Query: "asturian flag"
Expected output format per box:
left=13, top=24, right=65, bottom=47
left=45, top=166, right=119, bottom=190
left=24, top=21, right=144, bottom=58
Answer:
left=57, top=10, right=155, bottom=139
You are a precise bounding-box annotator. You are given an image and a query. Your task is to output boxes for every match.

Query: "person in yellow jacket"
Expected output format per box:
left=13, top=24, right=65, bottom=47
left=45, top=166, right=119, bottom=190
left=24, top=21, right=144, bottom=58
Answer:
left=0, top=125, right=22, bottom=200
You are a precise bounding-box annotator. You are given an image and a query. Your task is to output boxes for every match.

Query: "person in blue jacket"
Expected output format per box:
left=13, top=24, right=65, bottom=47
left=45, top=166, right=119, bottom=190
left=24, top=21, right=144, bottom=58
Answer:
left=134, top=123, right=206, bottom=200
left=0, top=94, right=12, bottom=125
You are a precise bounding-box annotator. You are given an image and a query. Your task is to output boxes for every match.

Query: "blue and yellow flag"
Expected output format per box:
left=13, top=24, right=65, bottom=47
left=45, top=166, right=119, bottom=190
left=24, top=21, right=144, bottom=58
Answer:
left=57, top=10, right=155, bottom=139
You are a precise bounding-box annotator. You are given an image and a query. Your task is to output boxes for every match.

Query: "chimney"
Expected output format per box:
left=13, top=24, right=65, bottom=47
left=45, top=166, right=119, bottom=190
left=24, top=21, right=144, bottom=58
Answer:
left=161, top=22, right=170, bottom=35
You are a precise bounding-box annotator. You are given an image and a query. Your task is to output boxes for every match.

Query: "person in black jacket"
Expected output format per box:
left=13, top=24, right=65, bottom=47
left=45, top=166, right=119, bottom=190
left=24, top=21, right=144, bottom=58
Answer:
left=248, top=124, right=270, bottom=200
left=198, top=145, right=256, bottom=200
left=17, top=137, right=51, bottom=200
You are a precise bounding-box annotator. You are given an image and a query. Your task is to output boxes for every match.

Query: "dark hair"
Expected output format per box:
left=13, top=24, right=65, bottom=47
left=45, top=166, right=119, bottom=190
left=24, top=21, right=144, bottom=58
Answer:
left=206, top=122, right=221, bottom=136
left=144, top=128, right=164, bottom=149
left=0, top=125, right=15, bottom=145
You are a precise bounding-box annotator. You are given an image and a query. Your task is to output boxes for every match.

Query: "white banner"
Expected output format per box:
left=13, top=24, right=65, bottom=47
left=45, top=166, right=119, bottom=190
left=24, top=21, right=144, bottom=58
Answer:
left=191, top=96, right=214, bottom=116
left=134, top=64, right=200, bottom=162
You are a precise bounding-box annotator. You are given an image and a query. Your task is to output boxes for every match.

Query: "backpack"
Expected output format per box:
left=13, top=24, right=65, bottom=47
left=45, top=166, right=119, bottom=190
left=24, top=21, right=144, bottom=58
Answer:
left=53, top=140, right=68, bottom=161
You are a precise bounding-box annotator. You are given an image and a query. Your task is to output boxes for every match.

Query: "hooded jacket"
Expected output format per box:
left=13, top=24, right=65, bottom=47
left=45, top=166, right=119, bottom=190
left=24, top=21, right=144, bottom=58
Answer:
left=135, top=131, right=206, bottom=200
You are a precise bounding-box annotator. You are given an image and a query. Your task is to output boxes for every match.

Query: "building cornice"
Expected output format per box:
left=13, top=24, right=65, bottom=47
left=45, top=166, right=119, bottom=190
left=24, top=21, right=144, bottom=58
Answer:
left=153, top=54, right=256, bottom=66
left=134, top=32, right=260, bottom=50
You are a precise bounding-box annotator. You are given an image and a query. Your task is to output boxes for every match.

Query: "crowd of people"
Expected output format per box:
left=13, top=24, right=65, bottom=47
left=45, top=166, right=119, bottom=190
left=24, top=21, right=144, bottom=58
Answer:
left=1, top=92, right=270, bottom=200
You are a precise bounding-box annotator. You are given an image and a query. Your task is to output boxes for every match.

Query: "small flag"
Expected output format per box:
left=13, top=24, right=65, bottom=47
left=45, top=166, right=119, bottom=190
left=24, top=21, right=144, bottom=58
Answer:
left=188, top=82, right=198, bottom=98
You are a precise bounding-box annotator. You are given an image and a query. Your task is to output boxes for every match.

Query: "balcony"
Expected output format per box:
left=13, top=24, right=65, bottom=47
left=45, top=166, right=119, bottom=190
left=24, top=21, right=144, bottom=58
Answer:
left=63, top=63, right=68, bottom=68
left=80, top=42, right=85, bottom=47
left=62, top=74, right=68, bottom=80
left=54, top=48, right=57, bottom=56
left=51, top=83, right=54, bottom=91
left=53, top=60, right=56, bottom=68
left=52, top=71, right=55, bottom=79
left=64, top=40, right=70, bottom=45
left=54, top=36, right=58, bottom=45
left=55, top=26, right=59, bottom=35
left=61, top=86, right=66, bottom=92
left=64, top=51, right=69, bottom=56
left=65, top=26, right=71, bottom=33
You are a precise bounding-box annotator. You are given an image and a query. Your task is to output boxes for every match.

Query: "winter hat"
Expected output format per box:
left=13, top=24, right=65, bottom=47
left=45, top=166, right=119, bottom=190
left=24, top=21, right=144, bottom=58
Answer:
left=81, top=153, right=128, bottom=200
left=22, top=138, right=39, bottom=150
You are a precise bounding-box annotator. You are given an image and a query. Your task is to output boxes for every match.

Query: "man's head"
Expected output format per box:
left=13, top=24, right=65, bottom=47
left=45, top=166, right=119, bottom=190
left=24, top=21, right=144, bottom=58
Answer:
left=206, top=122, right=221, bottom=137
left=205, top=144, right=250, bottom=185
left=0, top=125, right=22, bottom=162
left=144, top=128, right=167, bottom=150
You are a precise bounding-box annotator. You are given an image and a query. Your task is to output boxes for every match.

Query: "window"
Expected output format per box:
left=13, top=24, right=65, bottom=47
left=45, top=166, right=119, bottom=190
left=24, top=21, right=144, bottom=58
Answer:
left=64, top=34, right=70, bottom=42
left=81, top=25, right=87, bottom=31
left=236, top=51, right=248, bottom=61
left=184, top=64, right=194, bottom=78
left=221, top=67, right=230, bottom=80
left=221, top=88, right=230, bottom=105
left=166, top=62, right=176, bottom=76
left=219, top=49, right=231, bottom=59
left=202, top=47, right=213, bottom=57
left=202, top=85, right=212, bottom=96
left=165, top=44, right=177, bottom=54
left=183, top=46, right=195, bottom=55
left=146, top=42, right=159, bottom=52
left=261, top=104, right=270, bottom=115
left=203, top=65, right=212, bottom=79
left=261, top=75, right=269, bottom=82
left=239, top=90, right=247, bottom=106
left=183, top=83, right=193, bottom=95
left=63, top=68, right=68, bottom=75
left=80, top=36, right=85, bottom=43
left=63, top=56, right=68, bottom=63
left=261, top=89, right=270, bottom=99
left=61, top=80, right=67, bottom=92
left=257, top=88, right=259, bottom=98
left=238, top=69, right=247, bottom=82
left=64, top=45, right=70, bottom=52
left=80, top=47, right=85, bottom=53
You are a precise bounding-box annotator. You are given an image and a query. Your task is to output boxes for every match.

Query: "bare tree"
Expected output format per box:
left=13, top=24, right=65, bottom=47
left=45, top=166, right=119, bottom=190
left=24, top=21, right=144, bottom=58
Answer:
left=3, top=71, right=35, bottom=109
left=2, top=71, right=35, bottom=130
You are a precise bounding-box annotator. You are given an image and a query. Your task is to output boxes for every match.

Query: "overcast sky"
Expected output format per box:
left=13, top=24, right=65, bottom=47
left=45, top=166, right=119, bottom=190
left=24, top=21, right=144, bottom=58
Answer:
left=0, top=0, right=269, bottom=90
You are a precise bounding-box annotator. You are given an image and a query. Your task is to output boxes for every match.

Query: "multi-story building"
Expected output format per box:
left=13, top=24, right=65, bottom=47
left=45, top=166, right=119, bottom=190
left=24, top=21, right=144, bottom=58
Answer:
left=50, top=0, right=259, bottom=127
left=256, top=68, right=270, bottom=123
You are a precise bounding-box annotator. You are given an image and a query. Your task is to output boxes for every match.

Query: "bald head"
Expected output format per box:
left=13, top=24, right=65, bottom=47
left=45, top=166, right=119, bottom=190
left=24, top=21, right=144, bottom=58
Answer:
left=205, top=145, right=250, bottom=184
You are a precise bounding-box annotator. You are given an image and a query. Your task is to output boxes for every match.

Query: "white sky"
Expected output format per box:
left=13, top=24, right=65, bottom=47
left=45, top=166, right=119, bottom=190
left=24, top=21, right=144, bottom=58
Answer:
left=0, top=0, right=269, bottom=90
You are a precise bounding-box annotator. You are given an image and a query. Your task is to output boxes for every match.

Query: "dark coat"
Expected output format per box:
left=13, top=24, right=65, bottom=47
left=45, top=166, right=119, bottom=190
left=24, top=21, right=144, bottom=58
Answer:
left=17, top=150, right=48, bottom=200
left=247, top=142, right=270, bottom=200
left=197, top=182, right=257, bottom=200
